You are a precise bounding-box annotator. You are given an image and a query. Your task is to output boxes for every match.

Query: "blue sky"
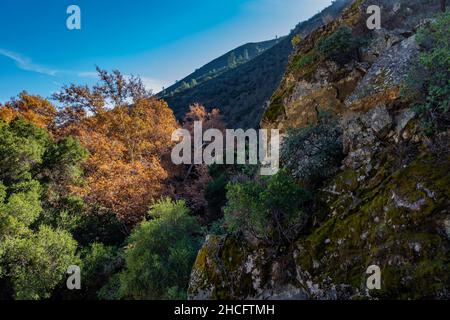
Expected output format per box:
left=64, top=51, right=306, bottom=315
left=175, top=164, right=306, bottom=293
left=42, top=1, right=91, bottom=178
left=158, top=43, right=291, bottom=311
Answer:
left=0, top=0, right=332, bottom=102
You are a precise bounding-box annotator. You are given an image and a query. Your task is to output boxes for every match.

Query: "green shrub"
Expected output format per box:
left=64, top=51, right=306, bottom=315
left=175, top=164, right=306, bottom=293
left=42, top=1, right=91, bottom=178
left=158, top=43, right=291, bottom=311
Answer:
left=0, top=179, right=78, bottom=300
left=209, top=217, right=227, bottom=236
left=80, top=243, right=122, bottom=300
left=0, top=226, right=78, bottom=300
left=315, top=26, right=363, bottom=65
left=224, top=170, right=312, bottom=245
left=205, top=163, right=258, bottom=223
left=118, top=199, right=203, bottom=300
left=0, top=118, right=50, bottom=184
left=294, top=50, right=319, bottom=69
left=281, top=116, right=343, bottom=185
left=402, top=12, right=450, bottom=134
left=72, top=209, right=126, bottom=247
left=0, top=119, right=82, bottom=300
left=97, top=273, right=121, bottom=300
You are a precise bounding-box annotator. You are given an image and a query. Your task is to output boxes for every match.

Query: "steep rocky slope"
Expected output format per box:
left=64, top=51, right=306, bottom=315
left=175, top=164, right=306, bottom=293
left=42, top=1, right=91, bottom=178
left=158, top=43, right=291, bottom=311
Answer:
left=188, top=0, right=450, bottom=300
left=163, top=0, right=352, bottom=128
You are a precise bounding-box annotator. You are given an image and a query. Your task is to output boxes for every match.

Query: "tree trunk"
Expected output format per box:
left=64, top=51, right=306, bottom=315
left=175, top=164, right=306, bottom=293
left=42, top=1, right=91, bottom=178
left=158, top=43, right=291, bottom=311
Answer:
left=442, top=0, right=447, bottom=12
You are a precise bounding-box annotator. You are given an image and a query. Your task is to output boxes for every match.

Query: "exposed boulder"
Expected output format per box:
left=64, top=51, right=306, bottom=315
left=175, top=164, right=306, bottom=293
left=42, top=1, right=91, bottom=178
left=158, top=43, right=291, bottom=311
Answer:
left=360, top=28, right=404, bottom=63
left=345, top=36, right=419, bottom=109
left=395, top=109, right=416, bottom=136
left=188, top=235, right=310, bottom=300
left=342, top=105, right=393, bottom=170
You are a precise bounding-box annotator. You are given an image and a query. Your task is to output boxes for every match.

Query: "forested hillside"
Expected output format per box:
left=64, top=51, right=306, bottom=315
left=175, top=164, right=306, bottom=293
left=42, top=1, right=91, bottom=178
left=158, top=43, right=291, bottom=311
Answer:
left=164, top=0, right=353, bottom=128
left=160, top=38, right=283, bottom=97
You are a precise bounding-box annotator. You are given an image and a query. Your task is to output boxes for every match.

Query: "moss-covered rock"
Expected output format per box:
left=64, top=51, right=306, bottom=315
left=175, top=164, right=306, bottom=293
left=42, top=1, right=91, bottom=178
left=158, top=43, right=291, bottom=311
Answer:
left=188, top=234, right=310, bottom=300
left=296, top=152, right=450, bottom=299
left=188, top=235, right=257, bottom=299
left=188, top=0, right=449, bottom=300
left=189, top=149, right=450, bottom=300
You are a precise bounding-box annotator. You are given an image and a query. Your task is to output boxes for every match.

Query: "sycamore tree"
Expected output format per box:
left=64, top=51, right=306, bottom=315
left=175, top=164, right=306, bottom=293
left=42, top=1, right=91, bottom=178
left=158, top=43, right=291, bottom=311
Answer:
left=53, top=67, right=179, bottom=226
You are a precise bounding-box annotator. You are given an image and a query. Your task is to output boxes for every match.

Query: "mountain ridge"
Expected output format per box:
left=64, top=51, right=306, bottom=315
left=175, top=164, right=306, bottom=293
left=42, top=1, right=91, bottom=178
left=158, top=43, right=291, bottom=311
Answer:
left=160, top=38, right=284, bottom=97
left=162, top=0, right=353, bottom=128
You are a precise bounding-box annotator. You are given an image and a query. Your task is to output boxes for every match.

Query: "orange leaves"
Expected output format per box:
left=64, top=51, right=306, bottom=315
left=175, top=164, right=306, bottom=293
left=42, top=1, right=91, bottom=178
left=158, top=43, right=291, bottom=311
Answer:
left=0, top=91, right=57, bottom=128
left=168, top=104, right=225, bottom=217
left=2, top=70, right=222, bottom=225
left=183, top=103, right=225, bottom=133
left=1, top=78, right=221, bottom=225
left=0, top=106, right=16, bottom=123
left=64, top=96, right=178, bottom=224
left=105, top=98, right=178, bottom=160
left=80, top=155, right=168, bottom=224
left=51, top=69, right=182, bottom=224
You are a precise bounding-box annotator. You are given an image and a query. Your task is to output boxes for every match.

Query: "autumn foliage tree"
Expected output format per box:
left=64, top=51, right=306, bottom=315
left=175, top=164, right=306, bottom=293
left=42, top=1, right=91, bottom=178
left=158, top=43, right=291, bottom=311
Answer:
left=53, top=68, right=178, bottom=225
left=169, top=104, right=225, bottom=220
left=0, top=91, right=56, bottom=128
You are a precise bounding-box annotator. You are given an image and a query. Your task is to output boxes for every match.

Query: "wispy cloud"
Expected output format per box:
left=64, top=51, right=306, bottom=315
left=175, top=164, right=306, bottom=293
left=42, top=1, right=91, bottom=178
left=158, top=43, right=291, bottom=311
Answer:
left=0, top=48, right=60, bottom=76
left=140, top=77, right=169, bottom=94
left=0, top=48, right=168, bottom=94
left=0, top=49, right=114, bottom=81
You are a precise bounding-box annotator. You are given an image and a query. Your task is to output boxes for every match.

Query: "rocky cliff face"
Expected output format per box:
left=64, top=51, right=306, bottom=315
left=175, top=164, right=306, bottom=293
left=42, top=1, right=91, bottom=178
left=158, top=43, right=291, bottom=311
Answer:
left=188, top=0, right=450, bottom=300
